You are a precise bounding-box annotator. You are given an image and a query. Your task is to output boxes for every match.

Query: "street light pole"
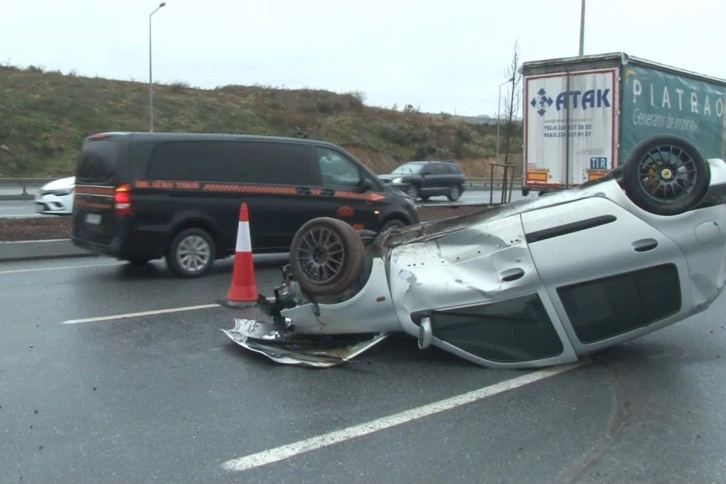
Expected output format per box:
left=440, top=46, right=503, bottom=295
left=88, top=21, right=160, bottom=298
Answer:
left=149, top=2, right=166, bottom=133
left=579, top=0, right=586, bottom=56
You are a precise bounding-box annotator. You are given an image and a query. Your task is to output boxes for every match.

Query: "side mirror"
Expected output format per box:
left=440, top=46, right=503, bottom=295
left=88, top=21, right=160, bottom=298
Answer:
left=418, top=316, right=432, bottom=349
left=359, top=178, right=374, bottom=191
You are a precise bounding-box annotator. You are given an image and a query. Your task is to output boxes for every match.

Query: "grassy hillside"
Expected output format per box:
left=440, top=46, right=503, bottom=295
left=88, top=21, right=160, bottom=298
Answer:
left=0, top=65, right=522, bottom=179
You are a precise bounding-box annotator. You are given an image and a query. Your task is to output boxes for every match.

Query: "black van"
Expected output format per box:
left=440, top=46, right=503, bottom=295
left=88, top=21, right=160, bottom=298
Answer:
left=71, top=132, right=419, bottom=277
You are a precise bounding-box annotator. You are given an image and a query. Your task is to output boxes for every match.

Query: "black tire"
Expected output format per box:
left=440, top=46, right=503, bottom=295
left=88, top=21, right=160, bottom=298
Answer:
left=622, top=135, right=710, bottom=216
left=381, top=219, right=406, bottom=232
left=289, top=217, right=365, bottom=296
left=447, top=184, right=462, bottom=202
left=406, top=184, right=419, bottom=200
left=165, top=228, right=216, bottom=278
left=521, top=188, right=530, bottom=197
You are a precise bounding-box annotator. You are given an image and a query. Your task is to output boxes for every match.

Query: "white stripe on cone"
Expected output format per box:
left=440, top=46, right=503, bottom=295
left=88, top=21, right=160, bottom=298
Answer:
left=235, top=221, right=251, bottom=252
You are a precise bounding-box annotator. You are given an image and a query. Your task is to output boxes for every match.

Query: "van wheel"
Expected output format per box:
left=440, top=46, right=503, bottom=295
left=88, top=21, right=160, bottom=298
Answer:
left=622, top=135, right=710, bottom=215
left=290, top=217, right=364, bottom=296
left=166, top=228, right=216, bottom=278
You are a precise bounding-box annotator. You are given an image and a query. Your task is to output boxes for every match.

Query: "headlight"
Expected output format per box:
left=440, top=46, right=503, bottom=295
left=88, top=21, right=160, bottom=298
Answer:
left=52, top=188, right=73, bottom=196
left=392, top=177, right=403, bottom=184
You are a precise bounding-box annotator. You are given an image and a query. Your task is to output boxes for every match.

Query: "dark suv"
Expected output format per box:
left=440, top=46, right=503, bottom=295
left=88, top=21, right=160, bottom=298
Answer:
left=377, top=160, right=466, bottom=201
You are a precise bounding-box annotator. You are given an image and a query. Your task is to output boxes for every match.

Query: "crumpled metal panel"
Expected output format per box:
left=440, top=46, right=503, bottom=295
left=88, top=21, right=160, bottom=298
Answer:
left=388, top=214, right=539, bottom=339
left=221, top=318, right=391, bottom=368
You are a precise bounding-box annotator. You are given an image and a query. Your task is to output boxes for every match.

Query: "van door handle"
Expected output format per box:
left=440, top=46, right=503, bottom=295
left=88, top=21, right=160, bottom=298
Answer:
left=632, top=238, right=658, bottom=252
left=321, top=188, right=335, bottom=196
left=296, top=187, right=311, bottom=195
left=500, top=268, right=525, bottom=282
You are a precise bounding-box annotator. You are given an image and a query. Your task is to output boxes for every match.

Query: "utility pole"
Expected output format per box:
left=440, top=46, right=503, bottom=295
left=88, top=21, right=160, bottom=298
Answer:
left=149, top=2, right=166, bottom=132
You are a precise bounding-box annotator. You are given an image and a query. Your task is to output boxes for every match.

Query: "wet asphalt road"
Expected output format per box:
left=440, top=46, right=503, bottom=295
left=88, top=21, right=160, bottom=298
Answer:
left=2, top=256, right=726, bottom=483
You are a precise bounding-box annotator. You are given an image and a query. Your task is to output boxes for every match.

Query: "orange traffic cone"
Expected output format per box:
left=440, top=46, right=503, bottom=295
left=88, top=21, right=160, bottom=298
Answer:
left=225, top=203, right=259, bottom=305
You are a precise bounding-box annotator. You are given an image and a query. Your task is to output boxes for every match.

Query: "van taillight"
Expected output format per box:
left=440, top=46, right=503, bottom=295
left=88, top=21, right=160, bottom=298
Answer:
left=114, top=184, right=132, bottom=216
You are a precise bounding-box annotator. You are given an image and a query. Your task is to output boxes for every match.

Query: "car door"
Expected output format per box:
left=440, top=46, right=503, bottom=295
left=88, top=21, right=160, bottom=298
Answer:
left=420, top=163, right=444, bottom=196
left=520, top=196, right=691, bottom=353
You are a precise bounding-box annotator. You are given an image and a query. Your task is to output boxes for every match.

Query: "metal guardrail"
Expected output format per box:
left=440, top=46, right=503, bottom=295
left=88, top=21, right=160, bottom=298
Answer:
left=0, top=178, right=52, bottom=200
left=0, top=177, right=522, bottom=199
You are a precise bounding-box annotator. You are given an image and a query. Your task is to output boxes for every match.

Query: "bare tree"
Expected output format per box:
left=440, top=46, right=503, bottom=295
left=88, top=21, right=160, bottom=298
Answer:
left=503, top=40, right=522, bottom=166
left=502, top=40, right=522, bottom=202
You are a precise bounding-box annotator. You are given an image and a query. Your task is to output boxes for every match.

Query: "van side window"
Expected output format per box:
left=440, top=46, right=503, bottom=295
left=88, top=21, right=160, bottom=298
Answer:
left=317, top=148, right=362, bottom=188
left=147, top=141, right=314, bottom=185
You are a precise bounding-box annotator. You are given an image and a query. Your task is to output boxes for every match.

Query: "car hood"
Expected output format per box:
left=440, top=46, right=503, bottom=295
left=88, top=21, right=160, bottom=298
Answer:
left=42, top=176, right=75, bottom=190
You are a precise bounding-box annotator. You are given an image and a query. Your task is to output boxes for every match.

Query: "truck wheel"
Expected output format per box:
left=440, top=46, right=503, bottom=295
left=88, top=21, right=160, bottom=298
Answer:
left=290, top=217, right=365, bottom=296
left=166, top=228, right=216, bottom=278
left=622, top=135, right=710, bottom=216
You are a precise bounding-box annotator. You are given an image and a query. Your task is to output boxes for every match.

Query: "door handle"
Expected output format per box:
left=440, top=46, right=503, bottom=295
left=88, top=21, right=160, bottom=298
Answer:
left=296, top=187, right=311, bottom=195
left=500, top=268, right=525, bottom=282
left=632, top=238, right=658, bottom=252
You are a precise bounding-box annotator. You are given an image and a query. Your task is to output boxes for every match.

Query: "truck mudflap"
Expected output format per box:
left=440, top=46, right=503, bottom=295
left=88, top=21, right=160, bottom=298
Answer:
left=221, top=317, right=391, bottom=368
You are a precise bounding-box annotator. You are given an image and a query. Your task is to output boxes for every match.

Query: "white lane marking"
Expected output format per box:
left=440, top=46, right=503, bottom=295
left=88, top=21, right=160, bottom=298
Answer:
left=62, top=303, right=221, bottom=324
left=0, top=261, right=124, bottom=275
left=222, top=361, right=587, bottom=473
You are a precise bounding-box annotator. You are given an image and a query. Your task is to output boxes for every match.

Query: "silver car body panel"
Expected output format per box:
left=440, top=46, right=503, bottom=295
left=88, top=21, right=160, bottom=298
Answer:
left=223, top=159, right=726, bottom=368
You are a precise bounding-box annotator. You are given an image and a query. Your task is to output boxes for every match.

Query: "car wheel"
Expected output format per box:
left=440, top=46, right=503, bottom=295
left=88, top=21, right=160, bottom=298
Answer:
left=289, top=217, right=365, bottom=296
left=447, top=184, right=462, bottom=202
left=406, top=184, right=419, bottom=200
left=166, top=228, right=216, bottom=278
left=622, top=135, right=710, bottom=216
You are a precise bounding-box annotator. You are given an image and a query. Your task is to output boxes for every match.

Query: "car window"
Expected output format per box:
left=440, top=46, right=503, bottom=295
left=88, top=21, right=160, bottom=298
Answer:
left=147, top=140, right=314, bottom=185
left=430, top=164, right=449, bottom=175
left=429, top=293, right=564, bottom=363
left=317, top=148, right=362, bottom=188
left=447, top=164, right=462, bottom=174
left=77, top=139, right=120, bottom=184
left=557, top=263, right=681, bottom=343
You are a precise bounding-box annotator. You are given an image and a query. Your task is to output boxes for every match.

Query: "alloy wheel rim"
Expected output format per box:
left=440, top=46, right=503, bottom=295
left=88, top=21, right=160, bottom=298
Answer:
left=297, top=227, right=345, bottom=284
left=177, top=235, right=211, bottom=273
left=637, top=144, right=698, bottom=202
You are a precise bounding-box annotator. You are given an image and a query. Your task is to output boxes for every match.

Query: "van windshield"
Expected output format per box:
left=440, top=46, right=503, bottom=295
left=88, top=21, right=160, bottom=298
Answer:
left=77, top=139, right=120, bottom=184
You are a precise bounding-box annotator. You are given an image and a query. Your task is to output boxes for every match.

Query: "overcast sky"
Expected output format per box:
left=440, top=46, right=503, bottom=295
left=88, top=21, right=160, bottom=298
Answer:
left=2, top=0, right=724, bottom=116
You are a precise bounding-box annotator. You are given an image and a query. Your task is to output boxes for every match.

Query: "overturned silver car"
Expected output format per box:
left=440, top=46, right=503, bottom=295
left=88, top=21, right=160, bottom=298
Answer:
left=223, top=136, right=726, bottom=368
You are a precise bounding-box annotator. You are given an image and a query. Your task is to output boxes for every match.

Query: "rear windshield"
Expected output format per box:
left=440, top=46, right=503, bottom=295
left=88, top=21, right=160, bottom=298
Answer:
left=77, top=139, right=120, bottom=184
